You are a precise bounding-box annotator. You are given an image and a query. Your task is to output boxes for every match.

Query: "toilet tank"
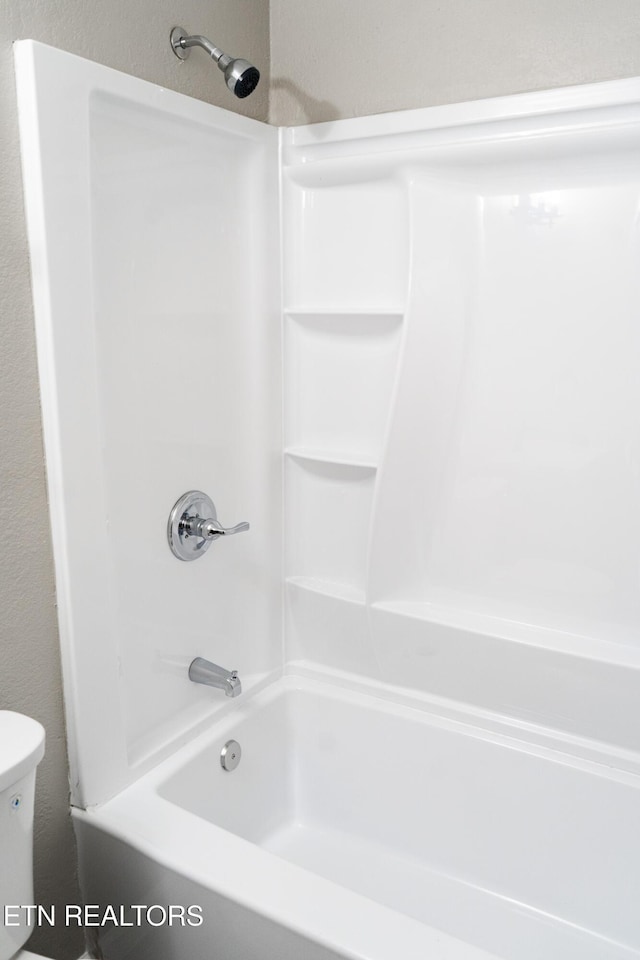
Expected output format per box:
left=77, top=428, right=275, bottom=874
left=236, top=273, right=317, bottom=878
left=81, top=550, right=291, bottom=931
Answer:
left=0, top=712, right=45, bottom=960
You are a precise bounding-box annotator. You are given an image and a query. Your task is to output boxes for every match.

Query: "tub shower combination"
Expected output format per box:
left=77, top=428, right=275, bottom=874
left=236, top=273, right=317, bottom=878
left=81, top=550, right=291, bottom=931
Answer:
left=16, top=38, right=640, bottom=960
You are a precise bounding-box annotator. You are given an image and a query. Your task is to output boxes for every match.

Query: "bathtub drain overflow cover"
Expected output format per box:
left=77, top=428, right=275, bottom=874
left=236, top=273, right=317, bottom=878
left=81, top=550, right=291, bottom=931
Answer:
left=221, top=739, right=241, bottom=772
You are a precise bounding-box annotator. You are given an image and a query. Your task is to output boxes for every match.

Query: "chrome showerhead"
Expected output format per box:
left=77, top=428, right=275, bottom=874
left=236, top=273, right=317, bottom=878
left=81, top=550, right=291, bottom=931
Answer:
left=170, top=27, right=260, bottom=99
left=221, top=58, right=260, bottom=99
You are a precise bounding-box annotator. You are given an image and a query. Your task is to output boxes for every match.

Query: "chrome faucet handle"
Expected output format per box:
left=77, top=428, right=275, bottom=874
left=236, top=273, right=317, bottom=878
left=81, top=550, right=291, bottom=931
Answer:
left=168, top=491, right=250, bottom=561
left=219, top=521, right=250, bottom=536
left=186, top=517, right=250, bottom=541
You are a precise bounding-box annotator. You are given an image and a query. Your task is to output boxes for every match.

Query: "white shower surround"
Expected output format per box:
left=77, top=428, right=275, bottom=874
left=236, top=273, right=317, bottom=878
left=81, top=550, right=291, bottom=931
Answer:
left=16, top=40, right=640, bottom=960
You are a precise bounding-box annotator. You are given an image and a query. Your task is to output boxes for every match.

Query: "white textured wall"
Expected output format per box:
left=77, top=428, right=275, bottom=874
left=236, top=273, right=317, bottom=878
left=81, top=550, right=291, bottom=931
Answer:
left=0, top=3, right=268, bottom=958
left=269, top=0, right=640, bottom=124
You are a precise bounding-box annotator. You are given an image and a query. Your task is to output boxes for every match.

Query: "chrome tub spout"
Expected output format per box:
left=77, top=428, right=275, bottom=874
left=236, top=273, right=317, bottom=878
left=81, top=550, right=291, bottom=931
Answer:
left=188, top=657, right=242, bottom=698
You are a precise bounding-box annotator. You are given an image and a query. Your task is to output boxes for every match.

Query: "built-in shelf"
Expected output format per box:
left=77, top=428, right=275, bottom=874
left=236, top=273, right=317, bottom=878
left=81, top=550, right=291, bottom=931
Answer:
left=285, top=310, right=403, bottom=461
left=285, top=308, right=404, bottom=325
left=287, top=576, right=366, bottom=605
left=285, top=447, right=378, bottom=472
left=285, top=457, right=375, bottom=598
left=372, top=600, right=640, bottom=670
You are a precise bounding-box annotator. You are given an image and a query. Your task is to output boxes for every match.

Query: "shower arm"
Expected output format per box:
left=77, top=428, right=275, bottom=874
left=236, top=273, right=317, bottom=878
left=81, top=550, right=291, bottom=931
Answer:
left=173, top=34, right=232, bottom=70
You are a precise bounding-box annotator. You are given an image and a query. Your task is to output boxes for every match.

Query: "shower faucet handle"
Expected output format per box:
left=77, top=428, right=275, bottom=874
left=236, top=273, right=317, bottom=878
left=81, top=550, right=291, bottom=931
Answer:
left=186, top=517, right=250, bottom=541
left=167, top=490, right=250, bottom=561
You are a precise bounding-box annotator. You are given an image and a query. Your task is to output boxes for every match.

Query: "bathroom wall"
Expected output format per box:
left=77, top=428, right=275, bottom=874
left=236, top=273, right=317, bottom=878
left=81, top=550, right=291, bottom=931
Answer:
left=281, top=82, right=640, bottom=768
left=0, top=3, right=269, bottom=959
left=269, top=0, right=640, bottom=124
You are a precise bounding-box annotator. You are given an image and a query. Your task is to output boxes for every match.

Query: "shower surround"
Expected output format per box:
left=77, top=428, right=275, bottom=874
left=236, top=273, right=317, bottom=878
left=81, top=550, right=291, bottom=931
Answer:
left=16, top=40, right=640, bottom=960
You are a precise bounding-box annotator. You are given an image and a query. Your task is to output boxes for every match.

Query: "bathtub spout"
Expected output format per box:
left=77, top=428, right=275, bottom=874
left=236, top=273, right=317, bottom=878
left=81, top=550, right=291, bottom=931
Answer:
left=189, top=658, right=242, bottom=697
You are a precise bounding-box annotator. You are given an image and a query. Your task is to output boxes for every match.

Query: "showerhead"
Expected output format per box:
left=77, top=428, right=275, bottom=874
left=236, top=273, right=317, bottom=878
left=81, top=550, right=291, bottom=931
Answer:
left=221, top=58, right=260, bottom=99
left=170, top=27, right=260, bottom=100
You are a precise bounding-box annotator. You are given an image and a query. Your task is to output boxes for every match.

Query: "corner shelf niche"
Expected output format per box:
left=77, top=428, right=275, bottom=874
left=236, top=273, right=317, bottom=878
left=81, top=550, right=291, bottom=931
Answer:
left=286, top=576, right=367, bottom=605
left=285, top=447, right=378, bottom=472
left=285, top=456, right=376, bottom=602
left=285, top=309, right=403, bottom=466
left=286, top=575, right=374, bottom=677
left=284, top=308, right=403, bottom=604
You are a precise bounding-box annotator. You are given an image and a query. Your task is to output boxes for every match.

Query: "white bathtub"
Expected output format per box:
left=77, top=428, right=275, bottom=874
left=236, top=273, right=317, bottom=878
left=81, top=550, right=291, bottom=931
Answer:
left=74, top=669, right=640, bottom=960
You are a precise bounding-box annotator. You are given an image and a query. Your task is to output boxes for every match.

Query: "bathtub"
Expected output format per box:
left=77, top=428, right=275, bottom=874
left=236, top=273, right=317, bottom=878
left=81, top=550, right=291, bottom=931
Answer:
left=73, top=668, right=640, bottom=960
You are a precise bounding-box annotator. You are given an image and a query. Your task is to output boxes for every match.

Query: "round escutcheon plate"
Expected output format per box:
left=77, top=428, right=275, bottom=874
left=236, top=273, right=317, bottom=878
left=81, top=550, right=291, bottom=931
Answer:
left=167, top=490, right=217, bottom=561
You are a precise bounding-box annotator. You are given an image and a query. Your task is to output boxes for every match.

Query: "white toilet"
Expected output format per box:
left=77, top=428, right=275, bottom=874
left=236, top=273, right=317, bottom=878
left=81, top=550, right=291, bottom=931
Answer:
left=0, top=711, right=49, bottom=960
